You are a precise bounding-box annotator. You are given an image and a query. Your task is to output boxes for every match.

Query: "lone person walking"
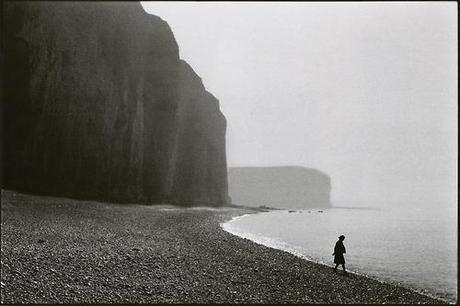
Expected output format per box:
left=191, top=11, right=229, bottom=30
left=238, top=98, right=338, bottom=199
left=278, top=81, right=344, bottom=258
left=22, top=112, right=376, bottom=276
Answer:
left=333, top=235, right=347, bottom=274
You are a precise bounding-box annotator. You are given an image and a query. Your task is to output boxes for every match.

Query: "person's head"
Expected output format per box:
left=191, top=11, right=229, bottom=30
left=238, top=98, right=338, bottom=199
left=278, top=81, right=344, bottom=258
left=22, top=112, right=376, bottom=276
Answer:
left=339, top=235, right=345, bottom=241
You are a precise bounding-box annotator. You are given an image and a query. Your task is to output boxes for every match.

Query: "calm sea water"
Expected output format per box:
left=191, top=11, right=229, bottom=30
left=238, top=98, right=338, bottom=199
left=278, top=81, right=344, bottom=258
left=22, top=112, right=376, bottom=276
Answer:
left=222, top=203, right=457, bottom=302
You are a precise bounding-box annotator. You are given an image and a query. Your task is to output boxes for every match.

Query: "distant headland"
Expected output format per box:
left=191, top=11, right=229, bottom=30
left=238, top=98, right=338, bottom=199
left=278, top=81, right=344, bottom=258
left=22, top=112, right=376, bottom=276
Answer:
left=228, top=166, right=331, bottom=209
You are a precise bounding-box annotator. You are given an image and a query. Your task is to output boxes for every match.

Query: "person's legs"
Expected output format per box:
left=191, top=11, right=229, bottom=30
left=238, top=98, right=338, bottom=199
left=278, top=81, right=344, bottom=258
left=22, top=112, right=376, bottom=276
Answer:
left=333, top=264, right=339, bottom=271
left=341, top=264, right=347, bottom=274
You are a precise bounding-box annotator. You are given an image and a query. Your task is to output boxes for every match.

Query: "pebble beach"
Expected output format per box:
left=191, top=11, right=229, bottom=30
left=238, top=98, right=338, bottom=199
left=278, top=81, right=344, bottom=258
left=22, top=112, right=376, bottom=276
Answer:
left=0, top=190, right=446, bottom=304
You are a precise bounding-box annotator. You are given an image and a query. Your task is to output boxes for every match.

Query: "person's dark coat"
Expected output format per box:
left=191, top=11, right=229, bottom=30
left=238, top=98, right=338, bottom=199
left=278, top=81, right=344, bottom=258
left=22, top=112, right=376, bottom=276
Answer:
left=333, top=240, right=346, bottom=264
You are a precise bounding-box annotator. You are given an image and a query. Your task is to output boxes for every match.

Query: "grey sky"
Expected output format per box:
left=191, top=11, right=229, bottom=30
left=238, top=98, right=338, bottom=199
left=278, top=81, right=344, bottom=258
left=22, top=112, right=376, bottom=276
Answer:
left=141, top=2, right=457, bottom=204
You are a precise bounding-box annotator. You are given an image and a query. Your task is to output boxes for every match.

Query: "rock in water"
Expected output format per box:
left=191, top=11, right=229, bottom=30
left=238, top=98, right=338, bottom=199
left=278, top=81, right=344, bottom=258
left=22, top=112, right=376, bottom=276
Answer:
left=3, top=2, right=228, bottom=206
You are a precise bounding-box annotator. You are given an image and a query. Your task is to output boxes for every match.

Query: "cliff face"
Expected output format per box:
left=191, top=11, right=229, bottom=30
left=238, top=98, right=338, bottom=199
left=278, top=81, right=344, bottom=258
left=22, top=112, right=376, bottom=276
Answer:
left=3, top=1, right=228, bottom=206
left=228, top=167, right=331, bottom=209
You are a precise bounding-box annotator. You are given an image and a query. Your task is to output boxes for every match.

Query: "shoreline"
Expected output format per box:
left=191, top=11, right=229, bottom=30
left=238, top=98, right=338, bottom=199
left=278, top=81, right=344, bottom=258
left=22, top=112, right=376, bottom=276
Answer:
left=221, top=213, right=454, bottom=304
left=1, top=190, right=448, bottom=304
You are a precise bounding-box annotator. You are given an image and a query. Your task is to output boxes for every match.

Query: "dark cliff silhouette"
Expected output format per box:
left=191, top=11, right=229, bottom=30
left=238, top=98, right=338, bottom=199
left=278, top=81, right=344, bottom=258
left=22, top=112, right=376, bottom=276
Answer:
left=3, top=2, right=228, bottom=206
left=228, top=166, right=331, bottom=209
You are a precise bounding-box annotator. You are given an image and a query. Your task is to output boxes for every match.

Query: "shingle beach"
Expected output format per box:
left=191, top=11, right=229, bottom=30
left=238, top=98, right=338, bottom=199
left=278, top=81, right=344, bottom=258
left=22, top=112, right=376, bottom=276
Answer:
left=1, top=190, right=446, bottom=304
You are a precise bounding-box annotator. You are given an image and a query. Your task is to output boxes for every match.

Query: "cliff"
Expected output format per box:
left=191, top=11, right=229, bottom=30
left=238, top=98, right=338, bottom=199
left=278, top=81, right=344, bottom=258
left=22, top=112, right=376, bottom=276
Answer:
left=3, top=1, right=228, bottom=206
left=228, top=167, right=331, bottom=209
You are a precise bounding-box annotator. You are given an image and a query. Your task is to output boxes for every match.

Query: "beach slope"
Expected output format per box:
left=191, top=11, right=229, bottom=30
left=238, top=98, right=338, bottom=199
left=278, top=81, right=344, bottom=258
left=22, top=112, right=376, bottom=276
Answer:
left=0, top=190, right=444, bottom=304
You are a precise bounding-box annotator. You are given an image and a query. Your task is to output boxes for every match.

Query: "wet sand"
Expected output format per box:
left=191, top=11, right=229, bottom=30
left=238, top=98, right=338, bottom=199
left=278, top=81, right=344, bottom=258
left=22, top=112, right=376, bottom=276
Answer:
left=1, top=190, right=445, bottom=304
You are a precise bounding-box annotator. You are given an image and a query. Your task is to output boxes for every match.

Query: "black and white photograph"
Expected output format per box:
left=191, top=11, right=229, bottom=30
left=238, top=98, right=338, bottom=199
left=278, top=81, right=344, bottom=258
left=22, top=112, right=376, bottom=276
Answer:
left=1, top=1, right=457, bottom=304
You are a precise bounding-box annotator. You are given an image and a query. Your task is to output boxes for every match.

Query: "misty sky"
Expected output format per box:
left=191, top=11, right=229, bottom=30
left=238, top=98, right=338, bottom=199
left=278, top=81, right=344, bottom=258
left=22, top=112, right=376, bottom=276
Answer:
left=141, top=2, right=457, bottom=205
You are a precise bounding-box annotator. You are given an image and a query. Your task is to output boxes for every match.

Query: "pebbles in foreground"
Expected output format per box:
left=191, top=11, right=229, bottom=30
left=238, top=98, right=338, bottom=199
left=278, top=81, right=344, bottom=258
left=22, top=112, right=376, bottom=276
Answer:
left=1, top=190, right=446, bottom=304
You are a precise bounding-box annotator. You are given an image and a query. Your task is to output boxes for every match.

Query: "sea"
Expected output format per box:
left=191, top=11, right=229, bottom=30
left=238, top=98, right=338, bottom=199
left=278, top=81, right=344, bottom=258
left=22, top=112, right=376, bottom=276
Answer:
left=222, top=202, right=457, bottom=303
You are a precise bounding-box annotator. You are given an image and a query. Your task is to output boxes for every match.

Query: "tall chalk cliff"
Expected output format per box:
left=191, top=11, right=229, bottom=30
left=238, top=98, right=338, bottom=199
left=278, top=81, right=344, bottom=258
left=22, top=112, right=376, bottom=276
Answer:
left=3, top=1, right=228, bottom=206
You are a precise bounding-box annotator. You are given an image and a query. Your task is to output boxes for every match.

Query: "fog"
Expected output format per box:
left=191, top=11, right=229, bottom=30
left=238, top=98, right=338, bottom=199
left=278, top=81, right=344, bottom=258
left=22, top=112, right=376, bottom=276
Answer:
left=141, top=2, right=457, bottom=206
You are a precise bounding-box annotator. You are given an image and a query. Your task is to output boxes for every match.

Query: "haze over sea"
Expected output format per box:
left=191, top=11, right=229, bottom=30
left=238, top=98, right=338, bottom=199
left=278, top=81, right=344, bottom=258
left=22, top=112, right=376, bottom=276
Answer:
left=223, top=201, right=457, bottom=303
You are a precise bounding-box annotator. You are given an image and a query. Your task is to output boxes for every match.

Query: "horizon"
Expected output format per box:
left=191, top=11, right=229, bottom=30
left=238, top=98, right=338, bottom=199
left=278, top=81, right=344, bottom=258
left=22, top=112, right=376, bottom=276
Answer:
left=2, top=2, right=457, bottom=304
left=141, top=2, right=457, bottom=205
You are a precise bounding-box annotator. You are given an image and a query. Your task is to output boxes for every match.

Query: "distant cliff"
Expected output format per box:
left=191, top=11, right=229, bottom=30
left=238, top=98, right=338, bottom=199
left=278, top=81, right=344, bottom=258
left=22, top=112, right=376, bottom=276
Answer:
left=3, top=2, right=228, bottom=206
left=228, top=167, right=331, bottom=209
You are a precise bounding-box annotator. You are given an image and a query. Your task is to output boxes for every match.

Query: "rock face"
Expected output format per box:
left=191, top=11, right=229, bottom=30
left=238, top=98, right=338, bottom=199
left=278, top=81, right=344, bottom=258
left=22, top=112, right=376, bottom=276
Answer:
left=3, top=1, right=228, bottom=206
left=228, top=167, right=331, bottom=209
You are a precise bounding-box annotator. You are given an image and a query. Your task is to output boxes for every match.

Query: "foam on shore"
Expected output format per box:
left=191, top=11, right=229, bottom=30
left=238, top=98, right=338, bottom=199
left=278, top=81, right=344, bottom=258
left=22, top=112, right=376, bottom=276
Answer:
left=221, top=212, right=454, bottom=304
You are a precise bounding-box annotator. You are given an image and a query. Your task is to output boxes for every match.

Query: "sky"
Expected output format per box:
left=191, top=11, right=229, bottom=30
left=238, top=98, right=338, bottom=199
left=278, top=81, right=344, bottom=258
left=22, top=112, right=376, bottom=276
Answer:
left=141, top=2, right=457, bottom=205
